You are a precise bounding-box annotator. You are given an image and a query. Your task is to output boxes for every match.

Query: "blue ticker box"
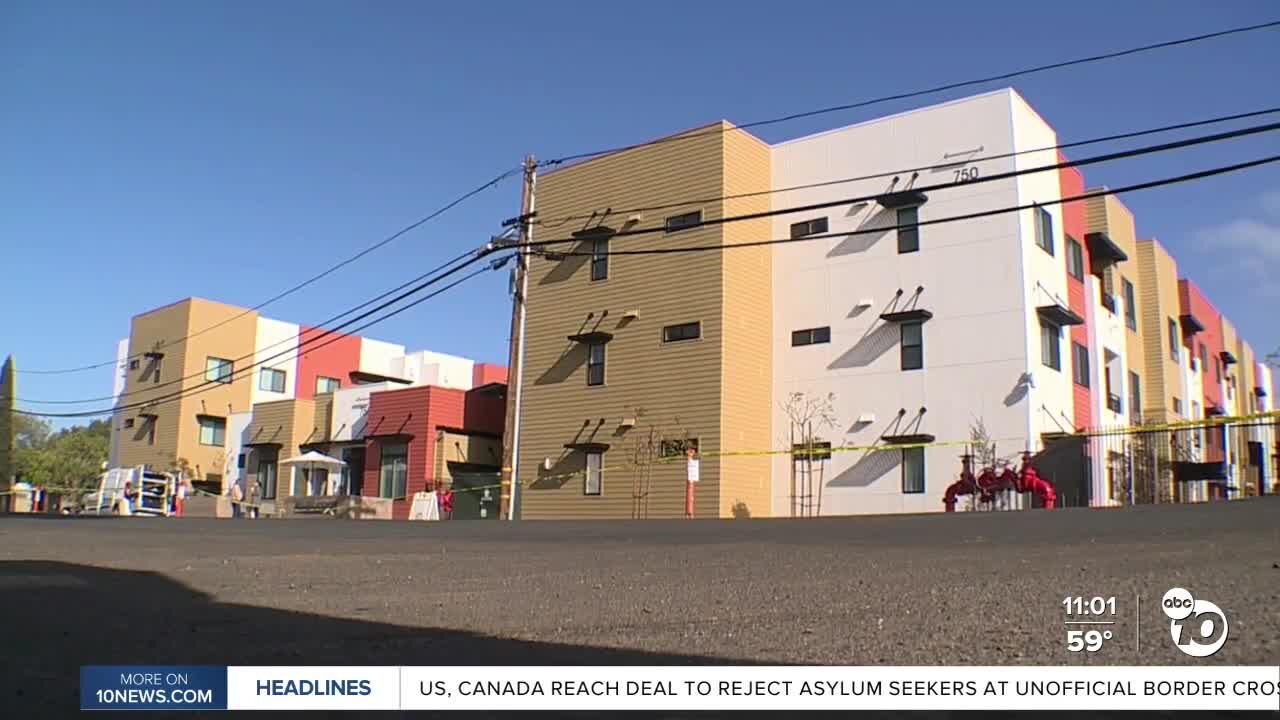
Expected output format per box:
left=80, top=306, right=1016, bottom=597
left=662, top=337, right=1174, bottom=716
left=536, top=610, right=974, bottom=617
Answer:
left=81, top=666, right=227, bottom=711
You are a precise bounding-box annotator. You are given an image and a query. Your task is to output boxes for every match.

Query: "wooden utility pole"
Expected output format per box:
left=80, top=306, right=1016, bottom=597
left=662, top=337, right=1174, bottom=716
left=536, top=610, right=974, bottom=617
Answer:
left=499, top=156, right=537, bottom=521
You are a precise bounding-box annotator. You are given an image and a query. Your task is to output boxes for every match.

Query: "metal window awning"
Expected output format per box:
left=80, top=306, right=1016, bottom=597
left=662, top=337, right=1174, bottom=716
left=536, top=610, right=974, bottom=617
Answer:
left=143, top=351, right=165, bottom=359
left=242, top=441, right=282, bottom=448
left=1219, top=350, right=1238, bottom=366
left=564, top=441, right=611, bottom=452
left=881, top=433, right=936, bottom=445
left=349, top=370, right=412, bottom=385
left=1205, top=404, right=1226, bottom=417
left=364, top=431, right=414, bottom=441
left=1085, top=232, right=1128, bottom=272
left=879, top=309, right=934, bottom=323
left=194, top=413, right=225, bottom=421
left=1256, top=387, right=1269, bottom=398
left=567, top=330, right=614, bottom=344
left=571, top=225, right=617, bottom=239
left=876, top=190, right=928, bottom=209
left=439, top=426, right=502, bottom=440
left=1179, top=314, right=1205, bottom=334
left=1036, top=304, right=1085, bottom=327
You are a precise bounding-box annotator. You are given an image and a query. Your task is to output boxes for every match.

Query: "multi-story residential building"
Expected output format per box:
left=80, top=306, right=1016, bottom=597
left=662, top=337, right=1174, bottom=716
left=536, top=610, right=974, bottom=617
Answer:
left=511, top=88, right=1276, bottom=519
left=229, top=364, right=506, bottom=520
left=108, top=296, right=506, bottom=497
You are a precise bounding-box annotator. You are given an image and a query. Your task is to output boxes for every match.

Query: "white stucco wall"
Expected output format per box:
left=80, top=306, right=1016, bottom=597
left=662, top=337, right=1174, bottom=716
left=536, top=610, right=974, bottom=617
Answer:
left=329, top=382, right=394, bottom=442
left=358, top=338, right=407, bottom=377
left=109, top=338, right=129, bottom=466
left=769, top=89, right=1046, bottom=516
left=1009, top=92, right=1076, bottom=453
left=251, top=317, right=299, bottom=406
left=222, top=411, right=252, bottom=494
left=391, top=350, right=475, bottom=390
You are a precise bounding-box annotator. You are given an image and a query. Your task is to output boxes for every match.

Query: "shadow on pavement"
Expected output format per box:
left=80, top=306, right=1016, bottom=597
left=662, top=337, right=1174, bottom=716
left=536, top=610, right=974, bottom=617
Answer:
left=0, top=560, right=755, bottom=719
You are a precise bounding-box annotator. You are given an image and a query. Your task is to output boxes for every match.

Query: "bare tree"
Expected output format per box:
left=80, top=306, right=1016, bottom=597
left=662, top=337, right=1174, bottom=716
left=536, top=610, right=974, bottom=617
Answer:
left=781, top=392, right=838, bottom=517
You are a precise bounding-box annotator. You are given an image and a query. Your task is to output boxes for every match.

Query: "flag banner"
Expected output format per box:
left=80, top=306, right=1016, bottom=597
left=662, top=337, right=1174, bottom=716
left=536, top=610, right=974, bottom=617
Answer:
left=80, top=665, right=1280, bottom=711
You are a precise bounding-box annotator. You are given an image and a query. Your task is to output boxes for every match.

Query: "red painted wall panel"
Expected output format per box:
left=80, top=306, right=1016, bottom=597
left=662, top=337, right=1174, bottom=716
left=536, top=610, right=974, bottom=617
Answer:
left=472, top=363, right=508, bottom=387
left=1060, top=160, right=1094, bottom=430
left=363, top=384, right=501, bottom=520
left=296, top=326, right=362, bottom=400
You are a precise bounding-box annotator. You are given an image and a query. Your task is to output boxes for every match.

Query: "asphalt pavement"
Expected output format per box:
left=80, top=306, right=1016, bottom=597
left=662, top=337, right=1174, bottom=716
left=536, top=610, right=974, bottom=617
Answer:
left=2, top=499, right=1278, bottom=718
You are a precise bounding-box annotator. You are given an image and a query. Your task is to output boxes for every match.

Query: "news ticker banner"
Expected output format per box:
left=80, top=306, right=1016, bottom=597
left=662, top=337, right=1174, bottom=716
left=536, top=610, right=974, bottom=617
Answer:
left=81, top=665, right=1280, bottom=711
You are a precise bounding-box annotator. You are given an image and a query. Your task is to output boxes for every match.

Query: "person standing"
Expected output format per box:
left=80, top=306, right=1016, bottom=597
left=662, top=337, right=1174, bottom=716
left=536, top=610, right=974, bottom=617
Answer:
left=230, top=481, right=243, bottom=519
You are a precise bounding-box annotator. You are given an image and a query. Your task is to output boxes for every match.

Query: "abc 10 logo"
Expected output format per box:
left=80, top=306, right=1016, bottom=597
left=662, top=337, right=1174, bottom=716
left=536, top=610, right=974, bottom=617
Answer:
left=1161, top=587, right=1228, bottom=658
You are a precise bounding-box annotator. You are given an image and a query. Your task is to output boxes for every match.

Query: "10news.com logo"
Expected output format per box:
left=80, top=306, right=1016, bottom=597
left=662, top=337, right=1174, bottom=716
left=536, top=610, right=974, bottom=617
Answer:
left=1162, top=587, right=1228, bottom=657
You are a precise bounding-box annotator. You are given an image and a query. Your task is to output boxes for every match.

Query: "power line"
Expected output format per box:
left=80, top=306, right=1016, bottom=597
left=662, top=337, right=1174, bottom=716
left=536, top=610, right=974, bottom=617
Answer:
left=539, top=155, right=1279, bottom=258
left=18, top=247, right=482, bottom=405
left=540, top=19, right=1280, bottom=167
left=534, top=106, right=1280, bottom=229
left=15, top=251, right=510, bottom=419
left=17, top=167, right=522, bottom=376
left=527, top=120, right=1280, bottom=251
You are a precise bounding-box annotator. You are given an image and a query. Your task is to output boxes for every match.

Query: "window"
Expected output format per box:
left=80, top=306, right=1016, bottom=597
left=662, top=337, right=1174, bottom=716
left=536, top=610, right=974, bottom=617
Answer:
left=1105, top=365, right=1122, bottom=414
left=1129, top=371, right=1142, bottom=421
left=586, top=343, right=605, bottom=386
left=1168, top=318, right=1179, bottom=361
left=259, top=367, right=287, bottom=393
left=1122, top=278, right=1137, bottom=331
left=316, top=376, right=340, bottom=394
left=152, top=357, right=162, bottom=384
left=1066, top=237, right=1084, bottom=280
left=237, top=453, right=246, bottom=469
left=896, top=206, right=919, bottom=254
left=146, top=421, right=156, bottom=446
left=205, top=356, right=233, bottom=384
left=1072, top=343, right=1090, bottom=387
left=664, top=210, right=702, bottom=233
left=590, top=236, right=609, bottom=281
left=1040, top=321, right=1061, bottom=371
left=378, top=443, right=408, bottom=499
left=1215, top=357, right=1221, bottom=382
left=1198, top=344, right=1208, bottom=374
left=584, top=451, right=603, bottom=495
left=129, top=359, right=140, bottom=371
left=1034, top=206, right=1054, bottom=255
left=659, top=437, right=699, bottom=458
left=900, top=321, right=923, bottom=371
left=790, top=217, right=829, bottom=239
left=123, top=418, right=135, bottom=429
left=902, top=447, right=925, bottom=494
left=1173, top=397, right=1183, bottom=416
left=260, top=454, right=278, bottom=500
left=791, top=327, right=831, bottom=347
left=198, top=416, right=226, bottom=447
left=662, top=322, right=701, bottom=343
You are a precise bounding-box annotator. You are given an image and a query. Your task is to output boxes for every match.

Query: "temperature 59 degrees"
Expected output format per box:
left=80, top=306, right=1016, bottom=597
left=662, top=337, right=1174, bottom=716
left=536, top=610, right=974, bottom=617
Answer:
left=1066, top=629, right=1112, bottom=652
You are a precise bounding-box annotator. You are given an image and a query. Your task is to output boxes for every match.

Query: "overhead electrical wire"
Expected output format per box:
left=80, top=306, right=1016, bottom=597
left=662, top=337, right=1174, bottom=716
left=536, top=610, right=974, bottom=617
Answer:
left=537, top=155, right=1280, bottom=258
left=18, top=246, right=484, bottom=405
left=525, top=120, right=1280, bottom=251
left=14, top=251, right=511, bottom=419
left=17, top=166, right=522, bottom=376
left=534, top=106, right=1280, bottom=229
left=539, top=19, right=1280, bottom=167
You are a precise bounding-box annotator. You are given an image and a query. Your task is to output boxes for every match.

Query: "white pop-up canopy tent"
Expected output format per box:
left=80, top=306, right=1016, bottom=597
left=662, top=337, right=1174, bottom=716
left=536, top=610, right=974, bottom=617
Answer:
left=280, top=451, right=346, bottom=496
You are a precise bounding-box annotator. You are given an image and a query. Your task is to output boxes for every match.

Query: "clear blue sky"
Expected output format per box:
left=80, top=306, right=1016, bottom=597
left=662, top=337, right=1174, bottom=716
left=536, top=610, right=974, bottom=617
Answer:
left=3, top=1, right=1278, bottom=424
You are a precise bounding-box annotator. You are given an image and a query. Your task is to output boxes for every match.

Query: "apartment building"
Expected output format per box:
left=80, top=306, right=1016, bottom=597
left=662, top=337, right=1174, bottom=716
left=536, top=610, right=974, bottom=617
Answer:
left=108, top=296, right=506, bottom=495
left=512, top=88, right=1276, bottom=519
left=227, top=363, right=506, bottom=520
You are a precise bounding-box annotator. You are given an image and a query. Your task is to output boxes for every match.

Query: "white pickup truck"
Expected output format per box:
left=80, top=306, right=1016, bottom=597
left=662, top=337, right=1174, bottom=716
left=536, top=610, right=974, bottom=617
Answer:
left=81, top=466, right=175, bottom=517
